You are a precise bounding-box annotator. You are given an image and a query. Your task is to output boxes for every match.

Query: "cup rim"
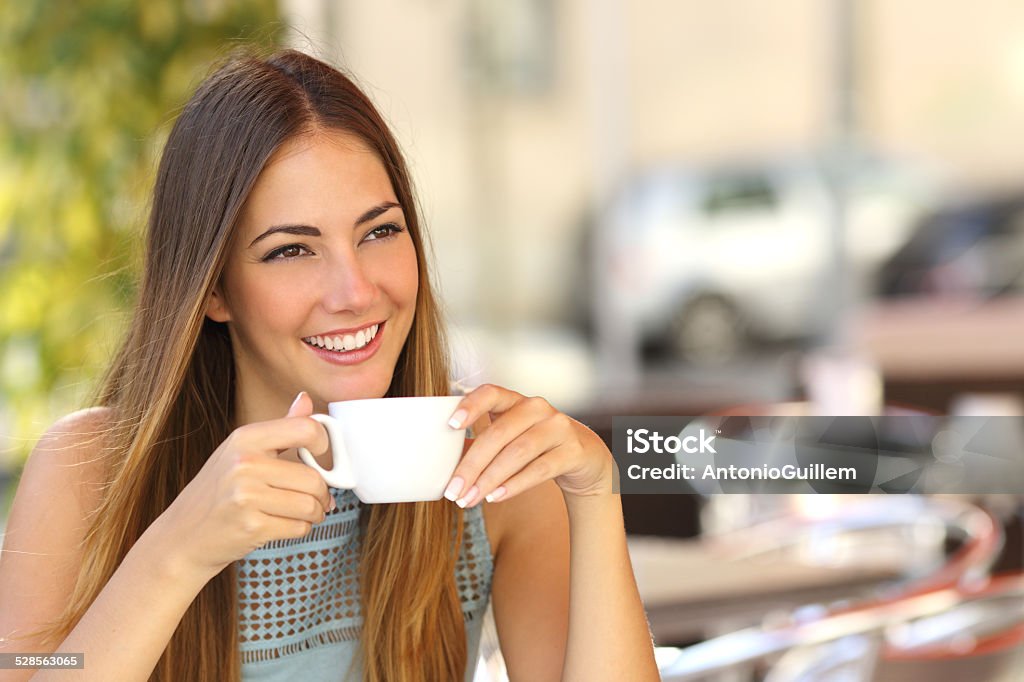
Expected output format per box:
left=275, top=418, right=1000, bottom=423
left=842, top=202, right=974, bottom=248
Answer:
left=326, top=395, right=463, bottom=409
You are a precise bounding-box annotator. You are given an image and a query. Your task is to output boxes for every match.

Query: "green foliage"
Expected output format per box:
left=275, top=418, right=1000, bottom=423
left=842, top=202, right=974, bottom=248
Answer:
left=0, top=0, right=282, bottom=468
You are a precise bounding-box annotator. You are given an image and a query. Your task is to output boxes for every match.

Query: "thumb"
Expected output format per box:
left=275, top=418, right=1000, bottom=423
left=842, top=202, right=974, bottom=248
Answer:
left=286, top=391, right=313, bottom=418
left=282, top=390, right=321, bottom=460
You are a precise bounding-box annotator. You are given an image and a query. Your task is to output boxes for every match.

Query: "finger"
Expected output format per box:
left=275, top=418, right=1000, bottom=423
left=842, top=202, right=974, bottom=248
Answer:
left=469, top=396, right=555, bottom=457
left=465, top=424, right=562, bottom=507
left=467, top=411, right=492, bottom=439
left=256, top=458, right=334, bottom=513
left=232, top=415, right=329, bottom=458
left=447, top=384, right=525, bottom=431
left=286, top=390, right=314, bottom=418
left=260, top=515, right=316, bottom=543
left=472, top=444, right=573, bottom=506
left=446, top=397, right=556, bottom=506
left=283, top=390, right=330, bottom=464
left=255, top=487, right=331, bottom=525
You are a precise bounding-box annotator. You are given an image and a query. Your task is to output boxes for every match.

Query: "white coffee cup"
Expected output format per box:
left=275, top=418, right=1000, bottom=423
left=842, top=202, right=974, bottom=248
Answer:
left=297, top=396, right=466, bottom=503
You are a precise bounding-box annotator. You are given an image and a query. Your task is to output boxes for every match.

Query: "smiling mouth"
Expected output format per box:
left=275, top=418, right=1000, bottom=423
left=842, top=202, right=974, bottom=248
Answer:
left=302, top=323, right=381, bottom=352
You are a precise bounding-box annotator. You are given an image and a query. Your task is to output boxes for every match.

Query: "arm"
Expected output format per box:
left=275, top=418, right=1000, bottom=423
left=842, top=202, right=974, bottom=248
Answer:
left=561, top=489, right=657, bottom=680
left=0, top=410, right=215, bottom=682
left=487, top=481, right=569, bottom=681
left=488, top=466, right=657, bottom=682
left=1, top=395, right=334, bottom=682
left=27, top=522, right=215, bottom=682
left=0, top=410, right=108, bottom=680
left=447, top=387, right=659, bottom=681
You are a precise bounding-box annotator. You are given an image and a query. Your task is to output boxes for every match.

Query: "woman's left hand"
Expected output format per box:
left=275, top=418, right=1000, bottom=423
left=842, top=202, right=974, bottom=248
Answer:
left=443, top=384, right=614, bottom=507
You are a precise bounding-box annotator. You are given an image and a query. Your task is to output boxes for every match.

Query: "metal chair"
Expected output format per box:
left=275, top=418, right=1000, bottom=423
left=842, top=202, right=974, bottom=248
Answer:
left=660, top=574, right=1024, bottom=681
left=658, top=498, right=1015, bottom=682
left=704, top=495, right=1003, bottom=596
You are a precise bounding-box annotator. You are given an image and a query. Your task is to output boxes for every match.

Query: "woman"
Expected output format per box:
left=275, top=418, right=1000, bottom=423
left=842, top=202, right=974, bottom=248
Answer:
left=0, top=49, right=659, bottom=681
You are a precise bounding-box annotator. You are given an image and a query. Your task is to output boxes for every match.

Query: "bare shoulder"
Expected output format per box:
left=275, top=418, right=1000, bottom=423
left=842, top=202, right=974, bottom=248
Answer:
left=0, top=406, right=116, bottom=652
left=34, top=405, right=115, bottom=452
left=4, top=405, right=117, bottom=550
left=27, top=407, right=116, bottom=510
left=36, top=405, right=116, bottom=450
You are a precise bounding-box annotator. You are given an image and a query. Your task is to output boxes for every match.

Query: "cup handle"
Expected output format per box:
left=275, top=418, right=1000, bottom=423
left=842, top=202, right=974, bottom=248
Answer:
left=297, top=414, right=357, bottom=489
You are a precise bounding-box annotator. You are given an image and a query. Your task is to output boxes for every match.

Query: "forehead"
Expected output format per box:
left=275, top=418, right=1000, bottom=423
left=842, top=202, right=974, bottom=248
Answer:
left=237, top=128, right=399, bottom=234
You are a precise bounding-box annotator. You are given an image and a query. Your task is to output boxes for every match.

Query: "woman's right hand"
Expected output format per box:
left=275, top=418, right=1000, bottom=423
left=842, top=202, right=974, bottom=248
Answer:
left=153, top=392, right=334, bottom=579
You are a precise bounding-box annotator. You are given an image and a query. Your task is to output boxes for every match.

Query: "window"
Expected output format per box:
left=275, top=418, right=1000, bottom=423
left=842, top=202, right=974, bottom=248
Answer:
left=701, top=174, right=778, bottom=217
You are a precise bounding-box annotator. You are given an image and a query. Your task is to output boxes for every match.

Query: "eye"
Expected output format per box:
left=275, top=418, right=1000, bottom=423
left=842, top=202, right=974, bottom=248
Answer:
left=262, top=243, right=312, bottom=261
left=363, top=222, right=406, bottom=243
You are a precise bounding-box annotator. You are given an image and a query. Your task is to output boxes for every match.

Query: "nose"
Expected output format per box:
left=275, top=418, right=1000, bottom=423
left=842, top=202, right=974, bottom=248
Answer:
left=320, top=251, right=376, bottom=314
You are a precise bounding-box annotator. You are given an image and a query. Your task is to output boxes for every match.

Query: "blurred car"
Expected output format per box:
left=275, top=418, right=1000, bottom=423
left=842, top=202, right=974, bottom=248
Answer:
left=580, top=153, right=936, bottom=364
left=876, top=192, right=1024, bottom=299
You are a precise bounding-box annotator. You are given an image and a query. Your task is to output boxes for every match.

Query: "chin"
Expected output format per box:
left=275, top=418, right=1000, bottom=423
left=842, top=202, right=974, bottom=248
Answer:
left=325, top=377, right=395, bottom=403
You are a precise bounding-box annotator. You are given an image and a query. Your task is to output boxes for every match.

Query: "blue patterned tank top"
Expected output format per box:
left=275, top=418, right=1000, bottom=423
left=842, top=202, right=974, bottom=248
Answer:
left=236, top=487, right=494, bottom=681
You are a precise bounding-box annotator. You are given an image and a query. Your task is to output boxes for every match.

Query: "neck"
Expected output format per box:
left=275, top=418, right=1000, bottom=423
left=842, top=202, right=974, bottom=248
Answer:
left=230, top=372, right=328, bottom=427
left=230, top=378, right=332, bottom=466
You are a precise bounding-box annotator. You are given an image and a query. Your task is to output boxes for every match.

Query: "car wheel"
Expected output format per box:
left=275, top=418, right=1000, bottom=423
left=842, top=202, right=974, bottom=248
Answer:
left=671, top=296, right=745, bottom=364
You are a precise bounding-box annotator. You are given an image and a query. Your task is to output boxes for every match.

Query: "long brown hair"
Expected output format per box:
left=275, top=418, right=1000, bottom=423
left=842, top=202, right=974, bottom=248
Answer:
left=34, top=49, right=467, bottom=681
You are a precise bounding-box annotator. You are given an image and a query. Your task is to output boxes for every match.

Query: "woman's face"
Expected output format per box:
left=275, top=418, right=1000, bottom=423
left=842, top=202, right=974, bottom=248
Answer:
left=206, top=128, right=419, bottom=417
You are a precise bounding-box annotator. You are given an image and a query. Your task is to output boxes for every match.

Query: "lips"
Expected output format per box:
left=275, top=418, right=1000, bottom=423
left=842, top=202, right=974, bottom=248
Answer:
left=302, top=322, right=380, bottom=352
left=301, top=321, right=385, bottom=365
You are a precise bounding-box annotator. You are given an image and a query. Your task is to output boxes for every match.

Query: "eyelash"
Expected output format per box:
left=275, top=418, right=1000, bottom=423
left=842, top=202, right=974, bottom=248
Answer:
left=261, top=222, right=406, bottom=262
left=365, top=222, right=406, bottom=242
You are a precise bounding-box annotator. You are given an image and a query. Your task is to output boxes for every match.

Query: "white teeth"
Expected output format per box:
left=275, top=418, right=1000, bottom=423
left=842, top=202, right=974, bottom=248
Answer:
left=304, top=323, right=380, bottom=352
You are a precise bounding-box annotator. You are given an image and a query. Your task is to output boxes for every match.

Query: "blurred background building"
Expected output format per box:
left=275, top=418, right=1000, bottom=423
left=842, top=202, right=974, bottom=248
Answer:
left=5, top=0, right=1024, bottom=458
left=2, top=2, right=1024, bottom=679
left=278, top=0, right=1024, bottom=418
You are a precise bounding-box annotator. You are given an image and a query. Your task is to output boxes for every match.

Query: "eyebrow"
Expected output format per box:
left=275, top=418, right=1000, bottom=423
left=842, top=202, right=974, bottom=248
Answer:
left=247, top=201, right=402, bottom=248
left=248, top=224, right=320, bottom=248
left=355, top=201, right=401, bottom=227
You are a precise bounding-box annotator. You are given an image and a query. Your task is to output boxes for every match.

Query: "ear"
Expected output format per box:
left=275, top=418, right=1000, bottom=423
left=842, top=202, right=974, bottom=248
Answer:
left=204, top=286, right=232, bottom=323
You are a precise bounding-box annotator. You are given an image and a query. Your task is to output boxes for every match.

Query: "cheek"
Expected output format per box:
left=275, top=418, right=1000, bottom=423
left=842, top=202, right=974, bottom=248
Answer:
left=231, top=272, right=311, bottom=330
left=374, top=241, right=419, bottom=309
left=396, top=248, right=420, bottom=309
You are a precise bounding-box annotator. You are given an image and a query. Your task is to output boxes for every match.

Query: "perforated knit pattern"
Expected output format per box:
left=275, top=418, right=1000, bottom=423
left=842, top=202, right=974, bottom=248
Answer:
left=236, top=487, right=493, bottom=676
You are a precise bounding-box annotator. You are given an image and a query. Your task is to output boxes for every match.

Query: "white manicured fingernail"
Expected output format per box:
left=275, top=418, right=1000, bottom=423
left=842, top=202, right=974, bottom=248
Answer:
left=290, top=391, right=305, bottom=411
left=485, top=486, right=506, bottom=503
left=444, top=476, right=464, bottom=502
left=455, top=485, right=478, bottom=508
left=448, top=409, right=468, bottom=429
